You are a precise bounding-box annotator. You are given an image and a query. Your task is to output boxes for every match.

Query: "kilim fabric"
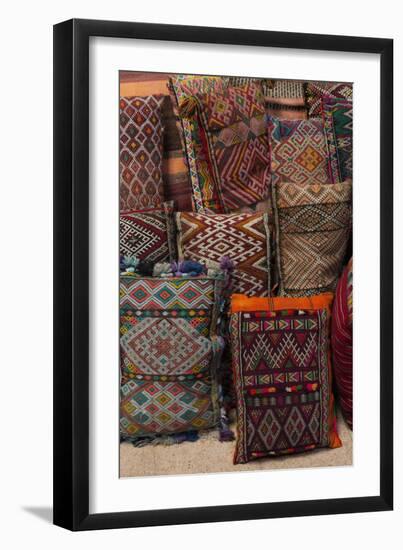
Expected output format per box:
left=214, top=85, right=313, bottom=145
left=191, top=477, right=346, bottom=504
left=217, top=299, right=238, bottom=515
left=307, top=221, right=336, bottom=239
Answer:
left=228, top=77, right=307, bottom=120
left=168, top=75, right=230, bottom=212
left=181, top=82, right=271, bottom=211
left=120, top=95, right=165, bottom=211
left=230, top=293, right=341, bottom=464
left=119, top=202, right=176, bottom=262
left=176, top=211, right=271, bottom=296
left=331, top=258, right=353, bottom=429
left=305, top=81, right=353, bottom=117
left=120, top=72, right=193, bottom=211
left=273, top=181, right=352, bottom=297
left=119, top=274, right=226, bottom=439
left=322, top=97, right=353, bottom=183
left=268, top=115, right=331, bottom=186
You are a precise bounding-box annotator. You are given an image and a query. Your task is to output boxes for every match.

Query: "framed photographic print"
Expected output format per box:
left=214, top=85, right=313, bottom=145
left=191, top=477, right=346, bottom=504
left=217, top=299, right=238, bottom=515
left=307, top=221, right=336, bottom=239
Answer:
left=53, top=19, right=393, bottom=530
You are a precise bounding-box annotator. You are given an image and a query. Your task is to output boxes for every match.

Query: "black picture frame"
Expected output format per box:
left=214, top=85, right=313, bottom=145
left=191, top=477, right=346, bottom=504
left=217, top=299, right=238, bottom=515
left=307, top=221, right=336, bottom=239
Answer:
left=53, top=18, right=393, bottom=531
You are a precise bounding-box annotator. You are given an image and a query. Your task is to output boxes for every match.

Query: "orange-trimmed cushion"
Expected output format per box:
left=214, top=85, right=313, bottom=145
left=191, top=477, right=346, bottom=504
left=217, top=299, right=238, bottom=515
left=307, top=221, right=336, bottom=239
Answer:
left=230, top=292, right=341, bottom=464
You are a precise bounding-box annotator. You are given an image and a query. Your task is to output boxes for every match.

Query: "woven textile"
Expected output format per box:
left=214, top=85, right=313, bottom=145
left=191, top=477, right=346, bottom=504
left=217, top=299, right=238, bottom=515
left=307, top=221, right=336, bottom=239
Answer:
left=120, top=72, right=193, bottom=211
left=119, top=202, right=176, bottom=261
left=305, top=81, right=353, bottom=117
left=268, top=115, right=331, bottom=186
left=168, top=75, right=229, bottom=212
left=120, top=95, right=165, bottom=211
left=332, top=258, right=353, bottom=429
left=119, top=275, right=225, bottom=439
left=230, top=293, right=341, bottom=464
left=228, top=77, right=307, bottom=119
left=273, top=181, right=352, bottom=297
left=322, top=97, right=353, bottom=183
left=176, top=211, right=271, bottom=296
left=182, top=82, right=271, bottom=212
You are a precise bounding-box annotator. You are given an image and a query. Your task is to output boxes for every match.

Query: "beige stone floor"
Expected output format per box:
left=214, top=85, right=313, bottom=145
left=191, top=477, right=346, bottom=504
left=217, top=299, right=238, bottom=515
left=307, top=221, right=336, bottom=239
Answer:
left=120, top=411, right=352, bottom=478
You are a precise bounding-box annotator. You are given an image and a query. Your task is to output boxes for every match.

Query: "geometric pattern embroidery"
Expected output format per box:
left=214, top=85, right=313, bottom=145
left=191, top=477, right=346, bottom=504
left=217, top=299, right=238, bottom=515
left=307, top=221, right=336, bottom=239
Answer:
left=121, top=317, right=212, bottom=375
left=168, top=75, right=230, bottom=213
left=176, top=211, right=271, bottom=296
left=120, top=277, right=215, bottom=311
left=230, top=300, right=338, bottom=464
left=305, top=81, right=353, bottom=117
left=273, top=181, right=352, bottom=297
left=120, top=377, right=215, bottom=437
left=120, top=95, right=165, bottom=212
left=186, top=83, right=271, bottom=211
left=322, top=97, right=353, bottom=183
left=119, top=274, right=225, bottom=439
left=268, top=116, right=331, bottom=186
left=119, top=204, right=174, bottom=262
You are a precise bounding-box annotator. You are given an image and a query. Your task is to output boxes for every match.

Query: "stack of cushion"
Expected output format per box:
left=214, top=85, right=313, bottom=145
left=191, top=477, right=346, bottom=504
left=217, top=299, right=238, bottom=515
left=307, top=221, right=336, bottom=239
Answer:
left=118, top=73, right=353, bottom=457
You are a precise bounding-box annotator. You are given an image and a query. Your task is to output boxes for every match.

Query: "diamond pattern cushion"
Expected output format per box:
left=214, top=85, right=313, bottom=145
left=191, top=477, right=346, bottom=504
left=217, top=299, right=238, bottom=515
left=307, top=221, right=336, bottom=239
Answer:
left=179, top=82, right=271, bottom=212
left=273, top=181, right=352, bottom=297
left=230, top=293, right=341, bottom=464
left=331, top=258, right=353, bottom=429
left=268, top=115, right=331, bottom=186
left=322, top=97, right=353, bottom=183
left=176, top=210, right=271, bottom=296
left=119, top=202, right=176, bottom=262
left=305, top=81, right=353, bottom=117
left=120, top=95, right=165, bottom=211
left=119, top=274, right=226, bottom=439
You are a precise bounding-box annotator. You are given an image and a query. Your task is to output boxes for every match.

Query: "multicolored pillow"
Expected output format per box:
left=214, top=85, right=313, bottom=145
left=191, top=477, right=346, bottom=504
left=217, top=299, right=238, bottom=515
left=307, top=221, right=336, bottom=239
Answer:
left=268, top=115, right=331, bottom=186
left=332, top=258, right=353, bottom=429
left=227, top=78, right=308, bottom=120
left=305, top=81, right=353, bottom=118
left=181, top=82, right=271, bottom=212
left=176, top=211, right=271, bottom=296
left=273, top=181, right=352, bottom=297
left=168, top=75, right=229, bottom=212
left=119, top=202, right=176, bottom=262
left=119, top=274, right=226, bottom=440
left=322, top=97, right=353, bottom=183
left=230, top=293, right=341, bottom=464
left=120, top=95, right=165, bottom=211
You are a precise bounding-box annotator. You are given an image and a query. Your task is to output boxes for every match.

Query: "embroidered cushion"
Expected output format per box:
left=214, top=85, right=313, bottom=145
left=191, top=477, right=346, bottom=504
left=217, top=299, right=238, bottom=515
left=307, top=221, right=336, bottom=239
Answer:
left=305, top=81, right=353, bottom=117
left=176, top=210, right=271, bottom=296
left=322, top=97, right=353, bottom=183
left=181, top=82, right=271, bottom=212
left=119, top=95, right=165, bottom=211
left=119, top=274, right=226, bottom=439
left=227, top=77, right=308, bottom=120
left=168, top=75, right=229, bottom=212
left=268, top=115, right=331, bottom=186
left=331, top=258, right=353, bottom=429
left=119, top=202, right=176, bottom=262
left=273, top=181, right=352, bottom=297
left=230, top=293, right=341, bottom=464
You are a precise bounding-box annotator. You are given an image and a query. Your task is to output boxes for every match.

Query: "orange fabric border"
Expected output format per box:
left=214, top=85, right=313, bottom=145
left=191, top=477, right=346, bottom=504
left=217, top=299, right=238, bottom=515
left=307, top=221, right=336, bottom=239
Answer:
left=230, top=291, right=341, bottom=452
left=231, top=292, right=334, bottom=314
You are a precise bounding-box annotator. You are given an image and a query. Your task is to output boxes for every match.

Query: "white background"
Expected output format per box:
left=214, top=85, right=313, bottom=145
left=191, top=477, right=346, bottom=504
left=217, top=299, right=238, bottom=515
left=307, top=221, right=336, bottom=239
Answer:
left=0, top=0, right=400, bottom=548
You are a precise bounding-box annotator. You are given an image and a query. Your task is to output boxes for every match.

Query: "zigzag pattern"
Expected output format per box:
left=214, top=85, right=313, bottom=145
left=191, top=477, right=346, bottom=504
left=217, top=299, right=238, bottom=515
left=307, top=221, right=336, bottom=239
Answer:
left=305, top=81, right=353, bottom=117
left=323, top=97, right=353, bottom=183
left=275, top=181, right=352, bottom=296
left=120, top=277, right=215, bottom=310
left=119, top=209, right=170, bottom=261
left=120, top=377, right=214, bottom=437
left=176, top=211, right=271, bottom=296
left=197, top=83, right=271, bottom=211
left=119, top=95, right=165, bottom=211
left=231, top=307, right=333, bottom=463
